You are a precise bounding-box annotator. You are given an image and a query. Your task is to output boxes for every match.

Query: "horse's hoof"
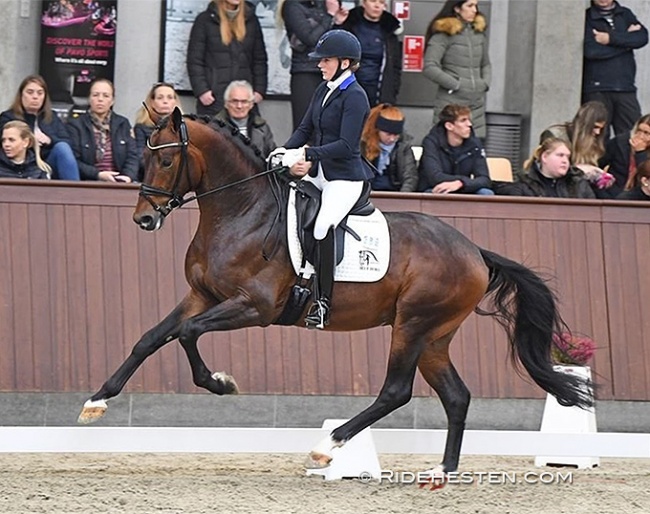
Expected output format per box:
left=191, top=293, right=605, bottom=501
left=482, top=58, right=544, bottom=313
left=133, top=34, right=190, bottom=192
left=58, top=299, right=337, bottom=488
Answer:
left=305, top=451, right=333, bottom=469
left=77, top=399, right=108, bottom=424
left=212, top=371, right=239, bottom=395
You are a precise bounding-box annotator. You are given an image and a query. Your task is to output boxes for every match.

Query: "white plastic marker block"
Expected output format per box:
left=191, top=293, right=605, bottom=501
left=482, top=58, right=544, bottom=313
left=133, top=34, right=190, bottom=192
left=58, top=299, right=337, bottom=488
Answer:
left=535, top=365, right=600, bottom=469
left=306, top=419, right=382, bottom=481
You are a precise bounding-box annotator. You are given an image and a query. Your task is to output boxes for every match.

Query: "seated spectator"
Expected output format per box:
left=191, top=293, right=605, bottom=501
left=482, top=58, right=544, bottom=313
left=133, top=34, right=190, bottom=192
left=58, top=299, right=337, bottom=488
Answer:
left=497, top=137, right=595, bottom=199
left=338, top=0, right=402, bottom=106
left=361, top=103, right=418, bottom=192
left=618, top=157, right=650, bottom=201
left=133, top=82, right=180, bottom=181
left=214, top=80, right=276, bottom=158
left=541, top=101, right=614, bottom=197
left=66, top=79, right=139, bottom=182
left=0, top=120, right=51, bottom=179
left=599, top=113, right=650, bottom=198
left=0, top=75, right=79, bottom=180
left=418, top=103, right=493, bottom=194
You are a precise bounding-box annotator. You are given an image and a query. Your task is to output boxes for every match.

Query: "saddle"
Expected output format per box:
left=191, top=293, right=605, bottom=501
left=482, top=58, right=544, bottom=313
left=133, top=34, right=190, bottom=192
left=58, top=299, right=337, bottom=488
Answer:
left=293, top=180, right=375, bottom=266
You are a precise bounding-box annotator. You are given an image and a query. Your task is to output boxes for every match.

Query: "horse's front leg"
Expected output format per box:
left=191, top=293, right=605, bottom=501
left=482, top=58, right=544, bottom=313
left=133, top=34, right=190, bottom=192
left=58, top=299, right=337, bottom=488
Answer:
left=77, top=294, right=207, bottom=424
left=177, top=295, right=264, bottom=395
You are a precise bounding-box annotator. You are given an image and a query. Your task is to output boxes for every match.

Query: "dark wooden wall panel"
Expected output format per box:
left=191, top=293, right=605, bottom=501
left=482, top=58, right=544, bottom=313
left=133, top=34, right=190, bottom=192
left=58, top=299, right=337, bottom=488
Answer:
left=1, top=182, right=649, bottom=401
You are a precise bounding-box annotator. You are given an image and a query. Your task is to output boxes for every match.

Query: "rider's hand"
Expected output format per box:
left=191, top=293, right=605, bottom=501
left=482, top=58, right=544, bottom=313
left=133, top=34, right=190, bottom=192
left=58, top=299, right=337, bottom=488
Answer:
left=282, top=148, right=306, bottom=168
left=268, top=147, right=286, bottom=167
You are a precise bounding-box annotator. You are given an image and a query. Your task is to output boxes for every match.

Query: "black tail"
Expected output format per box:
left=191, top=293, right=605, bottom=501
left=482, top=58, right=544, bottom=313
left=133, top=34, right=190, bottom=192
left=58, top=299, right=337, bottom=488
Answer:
left=478, top=249, right=593, bottom=409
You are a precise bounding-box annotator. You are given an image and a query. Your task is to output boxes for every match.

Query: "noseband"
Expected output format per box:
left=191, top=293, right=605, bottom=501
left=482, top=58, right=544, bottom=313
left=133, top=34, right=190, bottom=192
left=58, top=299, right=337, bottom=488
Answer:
left=140, top=116, right=282, bottom=218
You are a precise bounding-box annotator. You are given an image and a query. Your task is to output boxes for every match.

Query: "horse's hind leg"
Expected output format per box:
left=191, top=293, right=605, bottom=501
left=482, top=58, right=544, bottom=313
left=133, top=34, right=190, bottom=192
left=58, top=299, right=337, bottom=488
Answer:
left=78, top=297, right=197, bottom=424
left=417, top=332, right=470, bottom=474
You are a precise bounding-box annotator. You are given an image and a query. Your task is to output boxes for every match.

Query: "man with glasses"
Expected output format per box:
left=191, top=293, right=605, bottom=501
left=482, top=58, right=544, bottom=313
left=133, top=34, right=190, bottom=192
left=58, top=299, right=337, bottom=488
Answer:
left=214, top=80, right=276, bottom=158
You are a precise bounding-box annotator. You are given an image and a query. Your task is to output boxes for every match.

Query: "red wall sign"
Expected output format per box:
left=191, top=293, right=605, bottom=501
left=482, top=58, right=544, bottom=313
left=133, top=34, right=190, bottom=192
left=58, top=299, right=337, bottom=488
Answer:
left=393, top=1, right=410, bottom=21
left=402, top=35, right=424, bottom=72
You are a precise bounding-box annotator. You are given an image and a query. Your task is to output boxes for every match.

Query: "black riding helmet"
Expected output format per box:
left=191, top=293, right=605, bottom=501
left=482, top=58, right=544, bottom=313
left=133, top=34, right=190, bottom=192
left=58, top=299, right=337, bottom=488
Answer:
left=308, top=30, right=362, bottom=61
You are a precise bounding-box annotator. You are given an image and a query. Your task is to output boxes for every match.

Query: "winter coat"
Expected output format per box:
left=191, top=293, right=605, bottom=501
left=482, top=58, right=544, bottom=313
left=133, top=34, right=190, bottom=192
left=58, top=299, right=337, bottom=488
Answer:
left=418, top=123, right=491, bottom=193
left=339, top=6, right=402, bottom=105
left=423, top=14, right=491, bottom=138
left=187, top=1, right=268, bottom=113
left=0, top=149, right=48, bottom=179
left=599, top=130, right=648, bottom=197
left=134, top=123, right=154, bottom=181
left=498, top=161, right=595, bottom=199
left=281, top=0, right=335, bottom=75
left=66, top=111, right=139, bottom=181
left=0, top=109, right=71, bottom=160
left=362, top=133, right=418, bottom=192
left=213, top=108, right=276, bottom=158
left=583, top=1, right=648, bottom=94
left=617, top=186, right=650, bottom=200
left=285, top=75, right=373, bottom=181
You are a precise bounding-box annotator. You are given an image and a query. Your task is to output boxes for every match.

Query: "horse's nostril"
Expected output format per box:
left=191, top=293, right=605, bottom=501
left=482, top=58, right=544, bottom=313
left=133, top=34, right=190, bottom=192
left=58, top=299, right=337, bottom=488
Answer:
left=135, top=214, right=156, bottom=230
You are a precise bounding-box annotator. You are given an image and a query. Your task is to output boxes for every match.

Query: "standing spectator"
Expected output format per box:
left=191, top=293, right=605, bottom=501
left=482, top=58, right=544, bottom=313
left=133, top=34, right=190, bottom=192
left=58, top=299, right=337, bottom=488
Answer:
left=280, top=0, right=348, bottom=130
left=0, top=75, right=79, bottom=180
left=418, top=103, right=493, bottom=195
left=0, top=121, right=51, bottom=179
left=541, top=101, right=615, bottom=197
left=338, top=0, right=402, bottom=106
left=133, top=82, right=180, bottom=180
left=66, top=79, right=139, bottom=183
left=618, top=159, right=650, bottom=200
left=187, top=0, right=268, bottom=117
left=423, top=0, right=491, bottom=139
left=497, top=137, right=595, bottom=199
left=583, top=0, right=648, bottom=136
left=214, top=80, right=276, bottom=157
left=361, top=103, right=418, bottom=192
left=599, top=113, right=650, bottom=197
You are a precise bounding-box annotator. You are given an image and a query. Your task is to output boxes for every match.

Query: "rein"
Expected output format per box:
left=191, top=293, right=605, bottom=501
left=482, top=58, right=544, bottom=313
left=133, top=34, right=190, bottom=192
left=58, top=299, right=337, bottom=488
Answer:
left=140, top=116, right=284, bottom=217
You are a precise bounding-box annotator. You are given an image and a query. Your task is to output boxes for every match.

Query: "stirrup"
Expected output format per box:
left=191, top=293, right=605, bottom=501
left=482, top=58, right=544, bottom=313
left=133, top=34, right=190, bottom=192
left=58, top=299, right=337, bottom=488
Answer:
left=305, top=299, right=330, bottom=330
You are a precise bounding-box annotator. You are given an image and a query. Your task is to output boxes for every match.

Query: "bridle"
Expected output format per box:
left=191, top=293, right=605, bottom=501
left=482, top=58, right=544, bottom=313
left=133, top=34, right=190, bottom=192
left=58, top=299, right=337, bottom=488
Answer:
left=140, top=116, right=282, bottom=218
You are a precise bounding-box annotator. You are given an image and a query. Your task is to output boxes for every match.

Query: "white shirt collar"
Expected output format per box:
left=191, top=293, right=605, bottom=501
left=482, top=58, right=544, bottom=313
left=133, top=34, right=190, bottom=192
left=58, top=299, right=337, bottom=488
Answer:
left=326, top=69, right=352, bottom=91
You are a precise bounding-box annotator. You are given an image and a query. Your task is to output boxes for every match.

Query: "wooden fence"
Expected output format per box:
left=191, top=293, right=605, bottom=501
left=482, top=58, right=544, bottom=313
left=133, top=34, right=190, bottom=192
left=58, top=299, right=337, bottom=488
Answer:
left=1, top=180, right=649, bottom=400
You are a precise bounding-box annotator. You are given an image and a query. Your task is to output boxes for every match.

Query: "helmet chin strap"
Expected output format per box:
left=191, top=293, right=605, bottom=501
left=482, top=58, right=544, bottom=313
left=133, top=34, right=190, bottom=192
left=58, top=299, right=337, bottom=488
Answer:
left=331, top=59, right=350, bottom=81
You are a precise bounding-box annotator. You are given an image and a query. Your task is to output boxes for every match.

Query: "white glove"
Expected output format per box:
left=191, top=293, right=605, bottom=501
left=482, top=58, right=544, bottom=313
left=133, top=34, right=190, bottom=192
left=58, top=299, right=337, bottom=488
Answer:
left=267, top=146, right=286, bottom=166
left=282, top=148, right=306, bottom=168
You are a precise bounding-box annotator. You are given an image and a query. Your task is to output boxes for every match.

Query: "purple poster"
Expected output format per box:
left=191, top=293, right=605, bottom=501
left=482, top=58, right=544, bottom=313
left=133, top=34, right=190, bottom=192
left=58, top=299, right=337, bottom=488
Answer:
left=39, top=0, right=118, bottom=105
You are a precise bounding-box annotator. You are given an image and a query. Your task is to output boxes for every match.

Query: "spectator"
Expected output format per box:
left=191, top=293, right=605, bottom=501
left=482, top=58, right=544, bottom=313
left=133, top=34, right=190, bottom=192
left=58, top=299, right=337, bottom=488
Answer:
left=338, top=0, right=402, bottom=106
left=0, top=120, right=51, bottom=179
left=280, top=0, right=348, bottom=130
left=214, top=80, right=276, bottom=158
left=361, top=103, right=418, bottom=192
left=418, top=103, right=493, bottom=195
left=133, top=82, right=180, bottom=180
left=0, top=75, right=79, bottom=180
left=618, top=158, right=650, bottom=200
left=583, top=0, right=648, bottom=136
left=541, top=101, right=615, bottom=196
left=66, top=79, right=139, bottom=183
left=423, top=0, right=491, bottom=139
left=497, top=137, right=595, bottom=199
left=599, top=113, right=650, bottom=198
left=187, top=0, right=268, bottom=117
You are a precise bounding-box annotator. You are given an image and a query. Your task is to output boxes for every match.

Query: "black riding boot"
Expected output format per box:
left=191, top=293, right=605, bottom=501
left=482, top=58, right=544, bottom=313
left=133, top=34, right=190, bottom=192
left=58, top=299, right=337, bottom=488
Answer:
left=305, top=227, right=335, bottom=330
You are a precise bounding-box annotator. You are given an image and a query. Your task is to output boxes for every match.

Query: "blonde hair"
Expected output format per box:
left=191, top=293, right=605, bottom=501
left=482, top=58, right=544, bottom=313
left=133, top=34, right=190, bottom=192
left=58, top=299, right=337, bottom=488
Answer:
left=362, top=104, right=405, bottom=161
left=3, top=120, right=52, bottom=177
left=215, top=0, right=246, bottom=45
left=566, top=101, right=608, bottom=166
left=134, top=82, right=180, bottom=126
left=524, top=137, right=569, bottom=172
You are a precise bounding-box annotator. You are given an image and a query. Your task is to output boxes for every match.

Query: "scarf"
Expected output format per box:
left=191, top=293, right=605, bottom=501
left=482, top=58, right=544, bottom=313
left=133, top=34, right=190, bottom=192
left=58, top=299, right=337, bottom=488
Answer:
left=377, top=141, right=396, bottom=175
left=90, top=110, right=112, bottom=163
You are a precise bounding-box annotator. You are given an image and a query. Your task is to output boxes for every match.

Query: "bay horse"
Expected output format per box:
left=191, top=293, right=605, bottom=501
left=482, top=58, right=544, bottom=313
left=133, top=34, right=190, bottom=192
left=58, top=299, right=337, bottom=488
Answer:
left=78, top=108, right=592, bottom=474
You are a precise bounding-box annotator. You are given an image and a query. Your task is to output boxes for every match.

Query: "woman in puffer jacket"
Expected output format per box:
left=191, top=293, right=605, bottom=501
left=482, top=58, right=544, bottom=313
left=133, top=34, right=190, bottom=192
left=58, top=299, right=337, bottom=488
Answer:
left=423, top=0, right=491, bottom=139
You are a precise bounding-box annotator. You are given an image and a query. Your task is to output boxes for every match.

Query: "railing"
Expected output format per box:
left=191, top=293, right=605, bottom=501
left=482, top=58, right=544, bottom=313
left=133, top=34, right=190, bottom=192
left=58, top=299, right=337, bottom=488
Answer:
left=1, top=180, right=648, bottom=400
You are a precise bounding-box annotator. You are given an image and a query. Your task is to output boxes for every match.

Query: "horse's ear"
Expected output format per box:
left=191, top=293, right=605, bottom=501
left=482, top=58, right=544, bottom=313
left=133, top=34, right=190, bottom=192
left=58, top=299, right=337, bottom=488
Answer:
left=171, top=106, right=183, bottom=131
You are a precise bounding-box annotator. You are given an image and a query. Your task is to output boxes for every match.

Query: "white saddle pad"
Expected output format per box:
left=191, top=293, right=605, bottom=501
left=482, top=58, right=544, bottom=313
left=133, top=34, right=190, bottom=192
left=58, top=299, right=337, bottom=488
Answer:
left=287, top=188, right=390, bottom=282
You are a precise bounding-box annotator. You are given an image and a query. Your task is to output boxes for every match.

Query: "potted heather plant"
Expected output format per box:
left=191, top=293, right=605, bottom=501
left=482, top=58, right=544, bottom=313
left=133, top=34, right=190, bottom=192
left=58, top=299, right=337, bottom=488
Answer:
left=551, top=332, right=596, bottom=367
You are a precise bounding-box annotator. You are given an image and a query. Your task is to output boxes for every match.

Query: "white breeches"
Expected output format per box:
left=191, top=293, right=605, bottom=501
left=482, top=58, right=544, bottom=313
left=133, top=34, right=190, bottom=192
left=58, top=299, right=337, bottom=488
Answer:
left=303, top=165, right=364, bottom=240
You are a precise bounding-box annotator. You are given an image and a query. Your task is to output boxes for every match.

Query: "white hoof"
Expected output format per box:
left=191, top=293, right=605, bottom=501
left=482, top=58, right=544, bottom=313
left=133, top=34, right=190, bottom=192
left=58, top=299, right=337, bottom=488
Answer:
left=212, top=371, right=239, bottom=394
left=77, top=399, right=108, bottom=424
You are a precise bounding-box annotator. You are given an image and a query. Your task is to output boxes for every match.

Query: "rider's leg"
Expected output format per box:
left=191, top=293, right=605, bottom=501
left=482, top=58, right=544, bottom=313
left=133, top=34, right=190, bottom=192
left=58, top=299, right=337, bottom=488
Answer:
left=305, top=226, right=335, bottom=329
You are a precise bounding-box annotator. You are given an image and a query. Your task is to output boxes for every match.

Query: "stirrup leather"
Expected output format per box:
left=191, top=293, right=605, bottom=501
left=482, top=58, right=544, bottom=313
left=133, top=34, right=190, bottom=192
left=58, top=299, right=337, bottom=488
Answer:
left=305, top=298, right=330, bottom=330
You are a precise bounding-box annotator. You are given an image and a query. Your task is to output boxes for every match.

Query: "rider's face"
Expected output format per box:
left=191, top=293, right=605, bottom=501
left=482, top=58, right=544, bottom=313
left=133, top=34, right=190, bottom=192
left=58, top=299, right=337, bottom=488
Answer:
left=318, top=57, right=350, bottom=81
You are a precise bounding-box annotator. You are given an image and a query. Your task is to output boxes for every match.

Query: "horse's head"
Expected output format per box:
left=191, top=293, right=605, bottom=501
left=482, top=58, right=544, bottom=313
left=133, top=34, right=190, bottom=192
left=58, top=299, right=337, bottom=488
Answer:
left=134, top=107, right=201, bottom=231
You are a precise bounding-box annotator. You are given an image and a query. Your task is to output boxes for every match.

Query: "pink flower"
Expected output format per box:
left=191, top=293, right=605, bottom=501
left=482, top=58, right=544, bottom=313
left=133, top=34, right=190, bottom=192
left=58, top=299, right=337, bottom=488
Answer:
left=551, top=333, right=596, bottom=366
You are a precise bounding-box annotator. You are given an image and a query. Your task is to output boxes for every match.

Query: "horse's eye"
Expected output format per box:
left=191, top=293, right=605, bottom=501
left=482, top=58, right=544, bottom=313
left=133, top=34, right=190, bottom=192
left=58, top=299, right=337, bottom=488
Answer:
left=161, top=158, right=173, bottom=168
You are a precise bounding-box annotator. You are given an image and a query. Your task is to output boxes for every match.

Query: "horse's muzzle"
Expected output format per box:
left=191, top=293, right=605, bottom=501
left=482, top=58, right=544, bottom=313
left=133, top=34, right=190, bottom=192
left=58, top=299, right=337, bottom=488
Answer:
left=133, top=211, right=164, bottom=231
